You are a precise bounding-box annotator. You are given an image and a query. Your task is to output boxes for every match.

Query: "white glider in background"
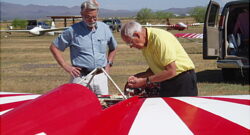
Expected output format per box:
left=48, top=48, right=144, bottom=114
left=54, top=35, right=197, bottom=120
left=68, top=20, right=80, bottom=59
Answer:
left=142, top=22, right=204, bottom=39
left=0, top=21, right=66, bottom=36
left=142, top=22, right=203, bottom=31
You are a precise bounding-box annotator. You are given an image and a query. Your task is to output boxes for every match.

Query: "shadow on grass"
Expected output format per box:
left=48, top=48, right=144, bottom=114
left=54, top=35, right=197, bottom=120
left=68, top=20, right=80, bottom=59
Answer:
left=196, top=70, right=223, bottom=83
left=196, top=70, right=249, bottom=85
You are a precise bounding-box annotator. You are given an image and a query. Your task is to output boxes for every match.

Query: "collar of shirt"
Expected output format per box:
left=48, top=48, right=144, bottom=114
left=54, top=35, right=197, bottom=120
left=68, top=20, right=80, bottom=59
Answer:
left=81, top=21, right=98, bottom=31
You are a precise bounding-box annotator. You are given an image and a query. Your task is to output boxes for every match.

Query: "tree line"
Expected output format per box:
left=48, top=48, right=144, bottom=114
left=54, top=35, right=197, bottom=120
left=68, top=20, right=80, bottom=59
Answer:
left=10, top=7, right=206, bottom=29
left=136, top=7, right=206, bottom=24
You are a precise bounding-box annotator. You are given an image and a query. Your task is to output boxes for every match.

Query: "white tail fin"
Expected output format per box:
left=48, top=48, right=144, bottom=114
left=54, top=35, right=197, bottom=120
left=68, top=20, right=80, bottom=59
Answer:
left=8, top=25, right=13, bottom=30
left=51, top=21, right=56, bottom=29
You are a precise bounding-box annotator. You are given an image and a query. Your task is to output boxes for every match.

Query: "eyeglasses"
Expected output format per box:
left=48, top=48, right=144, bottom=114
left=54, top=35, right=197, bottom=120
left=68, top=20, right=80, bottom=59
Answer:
left=84, top=15, right=97, bottom=20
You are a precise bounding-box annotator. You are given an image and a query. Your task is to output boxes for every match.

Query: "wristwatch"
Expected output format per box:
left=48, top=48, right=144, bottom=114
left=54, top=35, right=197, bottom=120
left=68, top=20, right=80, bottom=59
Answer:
left=107, top=61, right=113, bottom=67
left=146, top=77, right=151, bottom=86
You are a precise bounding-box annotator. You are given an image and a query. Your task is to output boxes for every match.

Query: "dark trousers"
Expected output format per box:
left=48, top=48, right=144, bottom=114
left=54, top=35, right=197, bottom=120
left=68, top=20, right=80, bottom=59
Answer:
left=160, top=70, right=198, bottom=97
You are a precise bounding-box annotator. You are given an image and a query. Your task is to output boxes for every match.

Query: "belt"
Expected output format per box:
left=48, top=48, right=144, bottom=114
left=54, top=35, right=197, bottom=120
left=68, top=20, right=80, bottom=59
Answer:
left=80, top=67, right=105, bottom=76
left=166, top=69, right=195, bottom=81
left=178, top=69, right=194, bottom=76
left=80, top=67, right=92, bottom=76
left=182, top=69, right=194, bottom=74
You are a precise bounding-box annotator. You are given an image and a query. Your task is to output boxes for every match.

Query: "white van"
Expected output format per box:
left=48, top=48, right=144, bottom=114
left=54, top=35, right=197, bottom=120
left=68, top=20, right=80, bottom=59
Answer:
left=203, top=0, right=249, bottom=81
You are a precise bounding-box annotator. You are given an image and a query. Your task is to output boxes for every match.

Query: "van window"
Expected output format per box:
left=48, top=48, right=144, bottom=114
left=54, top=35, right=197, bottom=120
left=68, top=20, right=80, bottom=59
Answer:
left=208, top=4, right=220, bottom=27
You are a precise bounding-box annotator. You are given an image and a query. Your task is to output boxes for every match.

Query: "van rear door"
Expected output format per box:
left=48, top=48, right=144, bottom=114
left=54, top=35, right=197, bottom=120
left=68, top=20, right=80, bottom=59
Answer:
left=203, top=1, right=220, bottom=59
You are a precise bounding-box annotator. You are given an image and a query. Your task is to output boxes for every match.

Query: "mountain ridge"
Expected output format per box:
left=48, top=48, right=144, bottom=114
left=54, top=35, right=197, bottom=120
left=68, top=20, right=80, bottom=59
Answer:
left=0, top=2, right=202, bottom=20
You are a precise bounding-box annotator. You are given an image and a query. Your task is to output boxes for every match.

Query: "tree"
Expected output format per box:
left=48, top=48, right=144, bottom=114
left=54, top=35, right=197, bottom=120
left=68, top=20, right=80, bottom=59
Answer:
left=136, top=8, right=154, bottom=24
left=190, top=7, right=206, bottom=23
left=12, top=19, right=28, bottom=29
left=154, top=11, right=174, bottom=19
left=154, top=11, right=166, bottom=19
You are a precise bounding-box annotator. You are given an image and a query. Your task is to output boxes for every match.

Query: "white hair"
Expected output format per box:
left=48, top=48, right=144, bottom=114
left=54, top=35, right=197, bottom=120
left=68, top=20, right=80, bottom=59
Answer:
left=121, top=21, right=142, bottom=38
left=81, top=0, right=99, bottom=11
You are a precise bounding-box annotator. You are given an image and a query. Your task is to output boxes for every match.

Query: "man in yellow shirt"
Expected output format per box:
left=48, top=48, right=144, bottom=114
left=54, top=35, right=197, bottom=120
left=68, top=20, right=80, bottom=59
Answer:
left=121, top=21, right=198, bottom=97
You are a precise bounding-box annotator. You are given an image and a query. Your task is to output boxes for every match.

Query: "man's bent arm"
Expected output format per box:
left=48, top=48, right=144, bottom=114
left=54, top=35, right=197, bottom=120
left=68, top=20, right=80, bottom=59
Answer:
left=127, top=62, right=177, bottom=88
left=49, top=44, right=81, bottom=77
left=50, top=44, right=67, bottom=68
left=133, top=68, right=154, bottom=78
left=148, top=62, right=177, bottom=83
left=107, top=48, right=117, bottom=64
left=105, top=48, right=117, bottom=73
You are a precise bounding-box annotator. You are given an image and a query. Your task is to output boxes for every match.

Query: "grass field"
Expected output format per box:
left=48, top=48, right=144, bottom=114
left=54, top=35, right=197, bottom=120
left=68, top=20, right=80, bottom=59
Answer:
left=0, top=21, right=249, bottom=96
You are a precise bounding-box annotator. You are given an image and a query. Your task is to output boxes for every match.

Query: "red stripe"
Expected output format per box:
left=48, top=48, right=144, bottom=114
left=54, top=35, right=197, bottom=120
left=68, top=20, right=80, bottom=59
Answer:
left=184, top=33, right=192, bottom=37
left=82, top=96, right=145, bottom=135
left=0, top=94, right=33, bottom=97
left=198, top=97, right=250, bottom=106
left=163, top=98, right=249, bottom=135
left=189, top=34, right=197, bottom=38
left=174, top=33, right=185, bottom=37
left=0, top=100, right=32, bottom=112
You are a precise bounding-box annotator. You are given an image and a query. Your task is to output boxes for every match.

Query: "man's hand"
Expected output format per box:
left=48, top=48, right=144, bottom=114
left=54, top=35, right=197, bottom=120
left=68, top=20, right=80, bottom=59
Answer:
left=63, top=64, right=81, bottom=78
left=127, top=76, right=146, bottom=88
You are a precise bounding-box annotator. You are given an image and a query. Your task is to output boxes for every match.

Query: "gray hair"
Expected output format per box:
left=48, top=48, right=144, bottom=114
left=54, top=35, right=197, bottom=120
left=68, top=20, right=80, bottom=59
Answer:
left=121, top=21, right=142, bottom=38
left=81, top=1, right=99, bottom=11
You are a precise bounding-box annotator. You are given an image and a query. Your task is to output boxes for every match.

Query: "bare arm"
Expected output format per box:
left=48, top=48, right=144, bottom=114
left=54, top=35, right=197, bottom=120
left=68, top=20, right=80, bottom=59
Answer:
left=105, top=48, right=117, bottom=73
left=133, top=68, right=154, bottom=78
left=50, top=44, right=81, bottom=77
left=127, top=62, right=177, bottom=88
left=148, top=62, right=176, bottom=83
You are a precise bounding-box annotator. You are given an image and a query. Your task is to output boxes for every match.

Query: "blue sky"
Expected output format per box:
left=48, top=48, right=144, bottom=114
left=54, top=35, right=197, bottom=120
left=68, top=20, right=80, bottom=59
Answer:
left=1, top=0, right=229, bottom=10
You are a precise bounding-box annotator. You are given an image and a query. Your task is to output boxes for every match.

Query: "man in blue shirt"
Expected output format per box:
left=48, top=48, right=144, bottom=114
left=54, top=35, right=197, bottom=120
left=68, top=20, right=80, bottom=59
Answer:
left=50, top=0, right=117, bottom=95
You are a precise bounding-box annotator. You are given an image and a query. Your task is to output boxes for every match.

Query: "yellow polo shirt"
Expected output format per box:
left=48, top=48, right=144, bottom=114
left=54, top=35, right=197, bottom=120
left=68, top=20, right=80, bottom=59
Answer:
left=142, top=28, right=195, bottom=75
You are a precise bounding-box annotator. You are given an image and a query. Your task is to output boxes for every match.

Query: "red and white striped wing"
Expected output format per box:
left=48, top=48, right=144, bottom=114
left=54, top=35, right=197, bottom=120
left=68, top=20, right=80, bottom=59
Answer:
left=187, top=23, right=204, bottom=27
left=0, top=92, right=40, bottom=115
left=130, top=96, right=250, bottom=135
left=85, top=95, right=250, bottom=135
left=1, top=90, right=249, bottom=135
left=175, top=33, right=203, bottom=39
left=0, top=92, right=122, bottom=115
left=1, top=84, right=103, bottom=135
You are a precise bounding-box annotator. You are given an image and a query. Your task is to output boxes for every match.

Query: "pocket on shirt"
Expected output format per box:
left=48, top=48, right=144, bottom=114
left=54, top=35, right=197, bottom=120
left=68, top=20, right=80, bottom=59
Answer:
left=97, top=39, right=107, bottom=53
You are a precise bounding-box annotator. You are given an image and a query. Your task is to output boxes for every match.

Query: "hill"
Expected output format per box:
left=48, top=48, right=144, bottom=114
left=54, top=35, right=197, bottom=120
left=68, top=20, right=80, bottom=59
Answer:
left=0, top=2, right=137, bottom=20
left=0, top=2, right=202, bottom=21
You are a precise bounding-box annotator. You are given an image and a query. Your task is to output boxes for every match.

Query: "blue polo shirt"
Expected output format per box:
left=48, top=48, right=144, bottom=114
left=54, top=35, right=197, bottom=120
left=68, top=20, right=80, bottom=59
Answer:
left=53, top=21, right=117, bottom=71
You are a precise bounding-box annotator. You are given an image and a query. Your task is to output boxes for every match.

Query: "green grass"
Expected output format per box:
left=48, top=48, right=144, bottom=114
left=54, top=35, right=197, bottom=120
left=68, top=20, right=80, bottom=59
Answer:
left=0, top=26, right=249, bottom=95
